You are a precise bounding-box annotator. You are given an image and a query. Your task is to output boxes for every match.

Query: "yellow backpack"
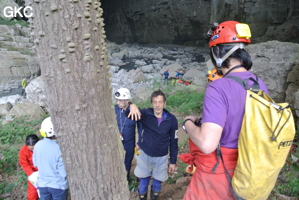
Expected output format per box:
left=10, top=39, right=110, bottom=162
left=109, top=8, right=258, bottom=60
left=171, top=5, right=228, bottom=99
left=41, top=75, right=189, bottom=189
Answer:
left=226, top=76, right=296, bottom=200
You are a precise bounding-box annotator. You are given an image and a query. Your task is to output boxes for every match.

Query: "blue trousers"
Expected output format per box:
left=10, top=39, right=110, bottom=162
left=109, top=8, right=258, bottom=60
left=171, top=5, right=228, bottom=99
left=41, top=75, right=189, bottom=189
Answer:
left=123, top=141, right=134, bottom=173
left=39, top=187, right=68, bottom=200
left=138, top=177, right=162, bottom=194
left=164, top=78, right=168, bottom=85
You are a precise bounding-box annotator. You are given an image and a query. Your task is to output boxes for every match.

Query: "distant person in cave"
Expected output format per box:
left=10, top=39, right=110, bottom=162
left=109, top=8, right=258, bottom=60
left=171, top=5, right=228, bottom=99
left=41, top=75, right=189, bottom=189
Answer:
left=175, top=71, right=183, bottom=79
left=163, top=69, right=169, bottom=85
left=21, top=78, right=27, bottom=97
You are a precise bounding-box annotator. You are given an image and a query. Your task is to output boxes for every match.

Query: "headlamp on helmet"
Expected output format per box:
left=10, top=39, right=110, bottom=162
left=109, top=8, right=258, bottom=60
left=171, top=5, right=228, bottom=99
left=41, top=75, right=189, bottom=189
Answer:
left=115, top=88, right=131, bottom=100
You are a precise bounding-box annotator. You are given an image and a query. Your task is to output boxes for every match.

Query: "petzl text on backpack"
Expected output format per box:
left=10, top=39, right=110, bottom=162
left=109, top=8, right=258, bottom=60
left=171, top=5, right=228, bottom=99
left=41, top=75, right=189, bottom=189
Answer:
left=227, top=76, right=296, bottom=200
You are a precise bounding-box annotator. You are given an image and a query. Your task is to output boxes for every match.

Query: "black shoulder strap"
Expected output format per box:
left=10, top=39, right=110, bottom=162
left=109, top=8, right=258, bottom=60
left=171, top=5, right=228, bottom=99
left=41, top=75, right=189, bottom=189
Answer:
left=225, top=76, right=260, bottom=93
left=222, top=65, right=243, bottom=77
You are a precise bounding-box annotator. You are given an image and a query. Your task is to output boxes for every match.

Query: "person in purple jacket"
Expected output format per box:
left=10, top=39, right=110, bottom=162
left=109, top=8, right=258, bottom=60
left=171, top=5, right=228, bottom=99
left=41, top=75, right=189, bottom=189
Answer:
left=181, top=21, right=269, bottom=200
left=126, top=90, right=178, bottom=200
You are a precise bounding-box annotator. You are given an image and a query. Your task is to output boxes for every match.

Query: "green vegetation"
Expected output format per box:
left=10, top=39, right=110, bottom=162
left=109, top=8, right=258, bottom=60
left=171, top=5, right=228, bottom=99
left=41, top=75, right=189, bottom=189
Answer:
left=277, top=132, right=299, bottom=197
left=0, top=17, right=29, bottom=27
left=0, top=116, right=44, bottom=145
left=165, top=161, right=188, bottom=184
left=137, top=76, right=204, bottom=119
left=0, top=147, right=19, bottom=174
left=0, top=182, right=15, bottom=200
left=128, top=175, right=139, bottom=192
left=0, top=115, right=46, bottom=198
left=166, top=90, right=204, bottom=116
left=277, top=177, right=299, bottom=197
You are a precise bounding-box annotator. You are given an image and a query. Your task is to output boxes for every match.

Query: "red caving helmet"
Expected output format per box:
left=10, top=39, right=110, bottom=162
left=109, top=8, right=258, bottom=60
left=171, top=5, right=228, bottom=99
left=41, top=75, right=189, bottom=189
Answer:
left=208, top=21, right=251, bottom=48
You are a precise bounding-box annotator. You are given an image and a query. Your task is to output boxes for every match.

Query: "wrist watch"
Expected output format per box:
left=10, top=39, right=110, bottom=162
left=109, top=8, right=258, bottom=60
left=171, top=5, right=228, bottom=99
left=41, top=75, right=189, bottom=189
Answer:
left=182, top=119, right=194, bottom=132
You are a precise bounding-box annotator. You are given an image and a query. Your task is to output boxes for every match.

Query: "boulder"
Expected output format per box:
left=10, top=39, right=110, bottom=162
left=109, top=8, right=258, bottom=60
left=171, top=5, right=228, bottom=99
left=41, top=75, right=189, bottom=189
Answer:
left=141, top=64, right=154, bottom=73
left=0, top=102, right=12, bottom=118
left=26, top=76, right=48, bottom=109
left=247, top=41, right=299, bottom=103
left=135, top=60, right=147, bottom=66
left=3, top=101, right=46, bottom=125
left=128, top=68, right=145, bottom=83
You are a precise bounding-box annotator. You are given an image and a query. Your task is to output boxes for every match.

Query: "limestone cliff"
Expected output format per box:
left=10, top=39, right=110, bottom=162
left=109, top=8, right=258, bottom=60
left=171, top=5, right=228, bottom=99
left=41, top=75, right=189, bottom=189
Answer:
left=101, top=0, right=299, bottom=46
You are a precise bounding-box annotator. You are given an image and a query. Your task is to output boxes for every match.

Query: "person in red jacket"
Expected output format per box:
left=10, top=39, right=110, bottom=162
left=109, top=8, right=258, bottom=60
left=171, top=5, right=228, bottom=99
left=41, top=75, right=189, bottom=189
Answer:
left=19, top=134, right=39, bottom=200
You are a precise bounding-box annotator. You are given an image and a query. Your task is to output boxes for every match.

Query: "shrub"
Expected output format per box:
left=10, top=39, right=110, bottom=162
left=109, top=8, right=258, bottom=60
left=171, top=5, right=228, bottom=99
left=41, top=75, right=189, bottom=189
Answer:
left=0, top=17, right=29, bottom=27
left=0, top=116, right=43, bottom=145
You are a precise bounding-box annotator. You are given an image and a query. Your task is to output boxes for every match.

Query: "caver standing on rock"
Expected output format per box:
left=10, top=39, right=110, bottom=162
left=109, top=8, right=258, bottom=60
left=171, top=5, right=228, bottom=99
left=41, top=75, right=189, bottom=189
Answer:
left=126, top=89, right=178, bottom=200
left=19, top=134, right=40, bottom=200
left=21, top=78, right=28, bottom=97
left=181, top=21, right=269, bottom=200
left=114, top=88, right=143, bottom=181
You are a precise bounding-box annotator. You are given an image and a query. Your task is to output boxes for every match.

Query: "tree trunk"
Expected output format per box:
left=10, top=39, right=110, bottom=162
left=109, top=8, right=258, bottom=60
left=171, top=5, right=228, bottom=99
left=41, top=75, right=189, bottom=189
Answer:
left=25, top=0, right=129, bottom=199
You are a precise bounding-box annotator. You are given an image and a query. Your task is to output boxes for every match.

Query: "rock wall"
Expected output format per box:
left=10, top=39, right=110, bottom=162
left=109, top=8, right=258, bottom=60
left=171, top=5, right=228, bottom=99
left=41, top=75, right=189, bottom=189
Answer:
left=0, top=25, right=39, bottom=94
left=101, top=0, right=299, bottom=46
left=246, top=41, right=299, bottom=103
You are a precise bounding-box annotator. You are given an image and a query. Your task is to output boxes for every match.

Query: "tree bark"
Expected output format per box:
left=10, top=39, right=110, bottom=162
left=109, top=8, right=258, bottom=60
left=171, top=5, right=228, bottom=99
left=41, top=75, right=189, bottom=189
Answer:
left=25, top=0, right=129, bottom=199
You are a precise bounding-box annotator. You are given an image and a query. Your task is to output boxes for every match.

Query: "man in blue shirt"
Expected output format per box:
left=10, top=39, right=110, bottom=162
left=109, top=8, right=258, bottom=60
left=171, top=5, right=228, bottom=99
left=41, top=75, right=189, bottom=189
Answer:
left=114, top=88, right=142, bottom=181
left=163, top=69, right=169, bottom=85
left=33, top=117, right=68, bottom=200
left=126, top=90, right=178, bottom=200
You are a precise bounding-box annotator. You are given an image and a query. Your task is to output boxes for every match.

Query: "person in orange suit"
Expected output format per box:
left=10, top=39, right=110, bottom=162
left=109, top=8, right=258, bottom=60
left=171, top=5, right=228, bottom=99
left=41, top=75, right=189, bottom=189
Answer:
left=19, top=134, right=39, bottom=200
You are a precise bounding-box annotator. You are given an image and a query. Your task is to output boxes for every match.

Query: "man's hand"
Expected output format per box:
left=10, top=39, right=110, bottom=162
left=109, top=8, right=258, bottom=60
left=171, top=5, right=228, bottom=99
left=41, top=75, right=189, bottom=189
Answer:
left=128, top=104, right=141, bottom=121
left=168, top=164, right=176, bottom=174
left=135, top=144, right=140, bottom=150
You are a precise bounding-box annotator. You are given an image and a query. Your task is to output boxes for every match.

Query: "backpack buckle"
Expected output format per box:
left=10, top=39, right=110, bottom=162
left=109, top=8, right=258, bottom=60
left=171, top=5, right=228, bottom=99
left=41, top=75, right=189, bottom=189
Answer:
left=270, top=103, right=281, bottom=110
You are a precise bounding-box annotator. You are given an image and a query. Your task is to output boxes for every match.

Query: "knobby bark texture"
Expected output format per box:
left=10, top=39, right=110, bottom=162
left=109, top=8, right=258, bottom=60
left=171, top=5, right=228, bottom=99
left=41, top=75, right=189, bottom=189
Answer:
left=25, top=0, right=129, bottom=199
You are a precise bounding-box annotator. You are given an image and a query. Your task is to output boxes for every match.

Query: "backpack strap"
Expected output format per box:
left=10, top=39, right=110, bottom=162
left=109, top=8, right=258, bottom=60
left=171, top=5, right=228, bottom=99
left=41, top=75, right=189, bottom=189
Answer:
left=222, top=65, right=243, bottom=77
left=226, top=76, right=260, bottom=93
left=218, top=147, right=245, bottom=200
left=212, top=145, right=245, bottom=200
left=221, top=65, right=260, bottom=93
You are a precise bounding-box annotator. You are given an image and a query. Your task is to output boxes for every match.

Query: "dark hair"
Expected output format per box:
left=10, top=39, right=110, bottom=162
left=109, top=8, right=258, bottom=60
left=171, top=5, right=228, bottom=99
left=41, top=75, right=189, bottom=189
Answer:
left=151, top=90, right=166, bottom=103
left=210, top=44, right=252, bottom=70
left=25, top=134, right=39, bottom=146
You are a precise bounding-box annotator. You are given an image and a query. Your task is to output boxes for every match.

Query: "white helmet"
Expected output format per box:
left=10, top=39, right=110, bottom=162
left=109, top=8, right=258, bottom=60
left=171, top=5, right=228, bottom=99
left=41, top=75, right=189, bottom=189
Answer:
left=40, top=117, right=55, bottom=138
left=115, top=88, right=131, bottom=100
